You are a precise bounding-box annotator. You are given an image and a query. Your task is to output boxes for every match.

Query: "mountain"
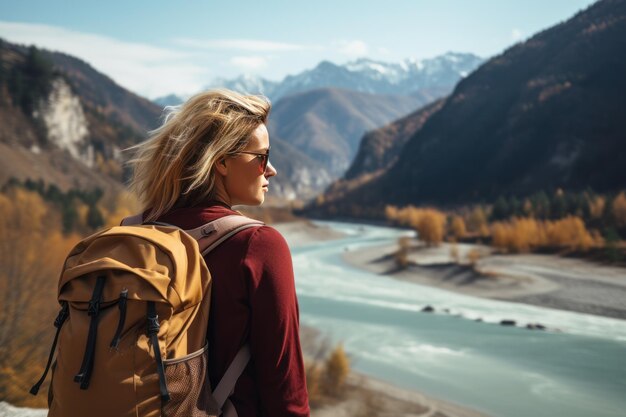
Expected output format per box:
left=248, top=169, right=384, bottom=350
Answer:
left=271, top=53, right=483, bottom=101
left=208, top=74, right=279, bottom=99
left=267, top=136, right=332, bottom=200
left=267, top=88, right=426, bottom=178
left=0, top=38, right=329, bottom=202
left=0, top=39, right=162, bottom=193
left=344, top=98, right=446, bottom=181
left=308, top=0, right=626, bottom=216
left=154, top=52, right=483, bottom=106
left=155, top=86, right=432, bottom=195
left=154, top=93, right=185, bottom=108
left=154, top=75, right=279, bottom=108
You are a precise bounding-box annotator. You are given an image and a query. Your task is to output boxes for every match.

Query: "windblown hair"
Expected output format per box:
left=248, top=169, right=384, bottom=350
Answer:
left=127, top=89, right=271, bottom=221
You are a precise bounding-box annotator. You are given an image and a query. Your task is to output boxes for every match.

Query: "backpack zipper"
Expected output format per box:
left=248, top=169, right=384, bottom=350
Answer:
left=109, top=289, right=128, bottom=349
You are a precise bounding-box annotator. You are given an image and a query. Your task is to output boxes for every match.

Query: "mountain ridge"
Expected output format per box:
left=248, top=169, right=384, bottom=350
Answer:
left=308, top=0, right=626, bottom=216
left=155, top=52, right=483, bottom=106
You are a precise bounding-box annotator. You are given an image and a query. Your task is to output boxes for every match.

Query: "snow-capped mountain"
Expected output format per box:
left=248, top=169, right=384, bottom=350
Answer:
left=272, top=52, right=483, bottom=100
left=153, top=52, right=483, bottom=105
left=207, top=74, right=278, bottom=98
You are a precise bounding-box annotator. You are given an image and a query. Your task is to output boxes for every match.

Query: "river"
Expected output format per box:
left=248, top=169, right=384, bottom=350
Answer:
left=293, top=221, right=626, bottom=417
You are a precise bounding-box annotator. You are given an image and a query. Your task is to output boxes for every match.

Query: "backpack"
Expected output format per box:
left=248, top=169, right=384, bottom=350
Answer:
left=30, top=214, right=264, bottom=417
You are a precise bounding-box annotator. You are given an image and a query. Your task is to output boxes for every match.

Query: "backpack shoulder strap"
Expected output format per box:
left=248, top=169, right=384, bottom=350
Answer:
left=121, top=213, right=264, bottom=255
left=212, top=344, right=251, bottom=411
left=185, top=215, right=264, bottom=256
left=120, top=213, right=144, bottom=226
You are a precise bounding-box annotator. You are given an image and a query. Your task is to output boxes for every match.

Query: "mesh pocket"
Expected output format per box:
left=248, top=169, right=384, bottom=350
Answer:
left=162, top=344, right=220, bottom=417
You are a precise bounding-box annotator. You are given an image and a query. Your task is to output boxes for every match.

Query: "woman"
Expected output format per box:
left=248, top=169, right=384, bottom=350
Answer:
left=127, top=89, right=310, bottom=417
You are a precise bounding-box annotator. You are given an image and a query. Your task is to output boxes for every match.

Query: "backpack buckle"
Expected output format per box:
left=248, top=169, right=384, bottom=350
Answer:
left=201, top=225, right=216, bottom=236
left=147, top=315, right=160, bottom=336
left=54, top=302, right=69, bottom=328
left=87, top=299, right=100, bottom=316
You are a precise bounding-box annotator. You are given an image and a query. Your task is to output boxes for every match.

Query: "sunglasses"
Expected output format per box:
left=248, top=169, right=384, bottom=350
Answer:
left=227, top=146, right=271, bottom=173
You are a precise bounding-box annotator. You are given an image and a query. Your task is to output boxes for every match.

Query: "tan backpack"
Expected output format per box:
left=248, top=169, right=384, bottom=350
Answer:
left=30, top=214, right=263, bottom=417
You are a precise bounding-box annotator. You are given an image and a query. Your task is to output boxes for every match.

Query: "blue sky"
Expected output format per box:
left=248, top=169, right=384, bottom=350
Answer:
left=0, top=0, right=598, bottom=99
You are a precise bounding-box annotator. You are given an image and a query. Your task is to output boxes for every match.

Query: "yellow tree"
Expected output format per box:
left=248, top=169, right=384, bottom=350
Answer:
left=384, top=205, right=398, bottom=222
left=612, top=192, right=626, bottom=227
left=450, top=216, right=467, bottom=240
left=467, top=206, right=488, bottom=234
left=415, top=209, right=446, bottom=246
left=588, top=195, right=606, bottom=220
left=102, top=191, right=141, bottom=227
left=0, top=189, right=80, bottom=406
left=546, top=216, right=595, bottom=251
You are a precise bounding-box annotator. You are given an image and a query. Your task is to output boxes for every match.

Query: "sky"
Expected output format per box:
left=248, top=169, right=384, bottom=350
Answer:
left=0, top=0, right=598, bottom=99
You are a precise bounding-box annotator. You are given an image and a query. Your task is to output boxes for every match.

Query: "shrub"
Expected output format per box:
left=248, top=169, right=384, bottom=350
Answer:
left=322, top=344, right=350, bottom=397
left=450, top=216, right=466, bottom=240
left=394, top=236, right=411, bottom=269
left=305, top=361, right=323, bottom=406
left=467, top=248, right=482, bottom=266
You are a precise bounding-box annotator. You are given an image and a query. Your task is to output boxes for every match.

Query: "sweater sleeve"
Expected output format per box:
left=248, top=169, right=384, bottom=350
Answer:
left=243, top=226, right=310, bottom=417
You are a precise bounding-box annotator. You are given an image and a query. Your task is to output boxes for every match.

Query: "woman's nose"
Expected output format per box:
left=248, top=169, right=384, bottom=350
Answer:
left=265, top=161, right=277, bottom=177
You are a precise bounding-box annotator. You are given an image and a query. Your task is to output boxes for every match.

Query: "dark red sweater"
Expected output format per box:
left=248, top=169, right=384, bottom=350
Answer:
left=157, top=202, right=310, bottom=417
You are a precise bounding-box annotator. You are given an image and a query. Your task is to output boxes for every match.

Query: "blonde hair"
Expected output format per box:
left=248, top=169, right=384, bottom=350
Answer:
left=127, top=89, right=271, bottom=221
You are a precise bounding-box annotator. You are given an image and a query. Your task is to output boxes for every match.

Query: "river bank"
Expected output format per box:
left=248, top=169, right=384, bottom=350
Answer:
left=340, top=236, right=626, bottom=320
left=275, top=220, right=493, bottom=417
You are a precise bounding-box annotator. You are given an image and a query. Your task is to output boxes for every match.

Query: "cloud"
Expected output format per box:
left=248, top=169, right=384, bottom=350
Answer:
left=332, top=40, right=369, bottom=57
left=230, top=56, right=269, bottom=70
left=174, top=38, right=306, bottom=52
left=0, top=21, right=208, bottom=98
left=376, top=46, right=392, bottom=57
left=511, top=28, right=524, bottom=41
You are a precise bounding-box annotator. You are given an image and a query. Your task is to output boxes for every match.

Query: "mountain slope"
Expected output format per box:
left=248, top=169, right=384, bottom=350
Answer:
left=0, top=39, right=164, bottom=193
left=0, top=39, right=328, bottom=201
left=344, top=98, right=446, bottom=180
left=268, top=88, right=426, bottom=177
left=310, top=0, right=626, bottom=214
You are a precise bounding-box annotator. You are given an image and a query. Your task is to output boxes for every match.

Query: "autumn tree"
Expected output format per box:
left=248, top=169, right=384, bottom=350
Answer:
left=491, top=217, right=547, bottom=253
left=546, top=216, right=596, bottom=251
left=467, top=206, right=488, bottom=234
left=0, top=188, right=80, bottom=406
left=450, top=216, right=466, bottom=240
left=588, top=195, right=606, bottom=220
left=415, top=209, right=446, bottom=246
left=612, top=192, right=626, bottom=228
left=101, top=191, right=141, bottom=227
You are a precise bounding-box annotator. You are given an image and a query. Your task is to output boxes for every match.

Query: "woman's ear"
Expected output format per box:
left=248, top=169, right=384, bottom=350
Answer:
left=215, top=157, right=228, bottom=176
